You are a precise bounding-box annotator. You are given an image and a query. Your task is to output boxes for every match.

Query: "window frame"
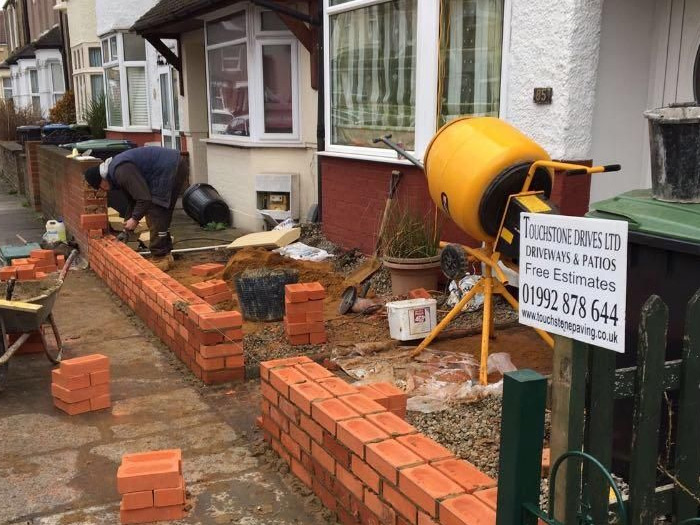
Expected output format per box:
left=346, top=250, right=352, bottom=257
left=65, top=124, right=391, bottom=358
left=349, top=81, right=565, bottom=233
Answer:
left=49, top=61, right=65, bottom=105
left=203, top=4, right=301, bottom=146
left=323, top=0, right=511, bottom=161
left=28, top=67, right=40, bottom=114
left=101, top=32, right=151, bottom=131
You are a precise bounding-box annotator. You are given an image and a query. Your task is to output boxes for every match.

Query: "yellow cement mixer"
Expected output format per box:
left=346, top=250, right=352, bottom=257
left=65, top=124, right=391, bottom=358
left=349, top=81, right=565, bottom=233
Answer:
left=375, top=117, right=620, bottom=385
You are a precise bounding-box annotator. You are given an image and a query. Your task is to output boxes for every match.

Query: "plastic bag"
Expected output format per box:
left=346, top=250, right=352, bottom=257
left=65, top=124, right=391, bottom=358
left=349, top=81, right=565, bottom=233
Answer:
left=274, top=242, right=334, bottom=262
left=446, top=275, right=484, bottom=312
left=273, top=218, right=296, bottom=231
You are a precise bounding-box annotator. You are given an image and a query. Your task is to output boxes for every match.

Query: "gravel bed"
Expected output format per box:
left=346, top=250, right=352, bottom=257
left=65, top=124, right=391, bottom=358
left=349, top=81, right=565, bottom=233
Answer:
left=243, top=325, right=323, bottom=378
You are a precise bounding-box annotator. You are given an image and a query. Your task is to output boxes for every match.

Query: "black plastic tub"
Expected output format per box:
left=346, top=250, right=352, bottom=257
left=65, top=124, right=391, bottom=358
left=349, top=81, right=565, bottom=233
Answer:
left=235, top=268, right=299, bottom=322
left=182, top=183, right=231, bottom=227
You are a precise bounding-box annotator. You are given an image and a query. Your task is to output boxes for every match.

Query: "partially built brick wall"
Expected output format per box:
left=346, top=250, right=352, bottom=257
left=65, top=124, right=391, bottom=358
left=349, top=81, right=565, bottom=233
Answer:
left=89, top=236, right=245, bottom=385
left=24, top=141, right=42, bottom=210
left=258, top=357, right=500, bottom=525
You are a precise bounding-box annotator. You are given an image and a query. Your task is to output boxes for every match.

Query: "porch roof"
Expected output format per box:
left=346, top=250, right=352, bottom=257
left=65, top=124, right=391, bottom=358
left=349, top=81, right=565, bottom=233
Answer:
left=4, top=26, right=62, bottom=65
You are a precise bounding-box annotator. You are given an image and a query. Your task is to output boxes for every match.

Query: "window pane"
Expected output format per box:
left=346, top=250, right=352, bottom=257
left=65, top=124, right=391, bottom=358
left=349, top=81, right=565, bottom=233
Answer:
left=106, top=67, right=123, bottom=126
left=330, top=0, right=417, bottom=149
left=207, top=44, right=249, bottom=136
left=90, top=74, right=104, bottom=100
left=102, top=40, right=109, bottom=61
left=160, top=73, right=171, bottom=128
left=110, top=36, right=118, bottom=60
left=438, top=0, right=503, bottom=126
left=89, top=47, right=102, bottom=67
left=127, top=67, right=148, bottom=126
left=262, top=44, right=293, bottom=134
left=32, top=96, right=41, bottom=115
left=207, top=12, right=246, bottom=46
left=261, top=11, right=286, bottom=31
left=172, top=71, right=180, bottom=129
left=3, top=78, right=12, bottom=100
left=51, top=63, right=65, bottom=93
left=29, top=69, right=38, bottom=93
left=123, top=33, right=146, bottom=61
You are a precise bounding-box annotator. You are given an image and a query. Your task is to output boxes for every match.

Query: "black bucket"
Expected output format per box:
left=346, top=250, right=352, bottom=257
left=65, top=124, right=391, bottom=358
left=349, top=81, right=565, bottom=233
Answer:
left=645, top=103, right=700, bottom=203
left=182, top=183, right=231, bottom=226
left=235, top=268, right=299, bottom=321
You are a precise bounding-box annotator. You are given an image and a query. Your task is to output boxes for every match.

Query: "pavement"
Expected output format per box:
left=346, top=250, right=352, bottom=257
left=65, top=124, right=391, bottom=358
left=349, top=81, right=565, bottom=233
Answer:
left=0, top=183, right=330, bottom=524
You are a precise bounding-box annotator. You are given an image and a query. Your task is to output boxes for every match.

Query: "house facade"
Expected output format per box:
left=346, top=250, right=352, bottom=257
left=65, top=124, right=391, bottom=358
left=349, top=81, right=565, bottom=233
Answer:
left=133, top=0, right=320, bottom=232
left=0, top=11, right=10, bottom=100
left=2, top=0, right=66, bottom=118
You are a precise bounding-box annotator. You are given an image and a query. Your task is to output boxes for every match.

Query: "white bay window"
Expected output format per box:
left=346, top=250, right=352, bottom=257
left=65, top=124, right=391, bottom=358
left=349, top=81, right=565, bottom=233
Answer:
left=205, top=6, right=300, bottom=143
left=325, top=0, right=506, bottom=159
left=101, top=33, right=150, bottom=129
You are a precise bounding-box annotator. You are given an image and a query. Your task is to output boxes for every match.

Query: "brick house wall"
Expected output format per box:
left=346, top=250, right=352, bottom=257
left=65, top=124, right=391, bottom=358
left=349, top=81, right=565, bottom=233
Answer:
left=320, top=156, right=592, bottom=254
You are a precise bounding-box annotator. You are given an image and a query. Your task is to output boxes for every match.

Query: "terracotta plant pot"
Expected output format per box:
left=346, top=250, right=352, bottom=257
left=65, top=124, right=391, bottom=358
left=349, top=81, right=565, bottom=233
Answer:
left=382, top=253, right=442, bottom=296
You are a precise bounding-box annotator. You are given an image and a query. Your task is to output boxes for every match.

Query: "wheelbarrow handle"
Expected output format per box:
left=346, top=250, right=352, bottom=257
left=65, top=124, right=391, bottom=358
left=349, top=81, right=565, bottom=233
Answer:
left=58, top=250, right=79, bottom=282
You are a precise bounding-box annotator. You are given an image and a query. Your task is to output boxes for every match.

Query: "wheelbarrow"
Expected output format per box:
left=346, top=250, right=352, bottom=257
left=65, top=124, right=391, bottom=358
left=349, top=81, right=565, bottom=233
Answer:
left=0, top=250, right=78, bottom=391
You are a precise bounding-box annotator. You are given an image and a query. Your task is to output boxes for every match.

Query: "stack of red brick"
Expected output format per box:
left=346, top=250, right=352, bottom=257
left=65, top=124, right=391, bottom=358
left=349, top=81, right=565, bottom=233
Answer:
left=284, top=283, right=326, bottom=345
left=190, top=279, right=232, bottom=306
left=117, top=449, right=187, bottom=524
left=51, top=354, right=111, bottom=415
left=89, top=236, right=244, bottom=384
left=258, top=357, right=498, bottom=525
left=356, top=383, right=407, bottom=419
left=0, top=249, right=66, bottom=281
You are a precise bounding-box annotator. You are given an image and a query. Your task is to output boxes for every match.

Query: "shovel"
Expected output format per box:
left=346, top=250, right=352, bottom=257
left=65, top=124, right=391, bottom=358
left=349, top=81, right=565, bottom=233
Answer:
left=343, top=170, right=402, bottom=291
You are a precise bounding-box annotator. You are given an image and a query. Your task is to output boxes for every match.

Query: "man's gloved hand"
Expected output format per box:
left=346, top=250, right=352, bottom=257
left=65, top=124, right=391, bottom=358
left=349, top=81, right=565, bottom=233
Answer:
left=124, top=218, right=139, bottom=231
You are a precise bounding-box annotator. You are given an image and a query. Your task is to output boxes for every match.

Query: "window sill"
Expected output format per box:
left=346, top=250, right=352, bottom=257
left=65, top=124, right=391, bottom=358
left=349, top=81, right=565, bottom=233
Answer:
left=105, top=127, right=157, bottom=134
left=318, top=149, right=419, bottom=166
left=202, top=137, right=312, bottom=149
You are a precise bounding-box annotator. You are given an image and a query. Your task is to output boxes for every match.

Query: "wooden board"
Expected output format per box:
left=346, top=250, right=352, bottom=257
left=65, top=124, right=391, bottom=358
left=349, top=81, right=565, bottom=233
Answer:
left=0, top=299, right=43, bottom=313
left=108, top=208, right=147, bottom=233
left=227, top=228, right=300, bottom=250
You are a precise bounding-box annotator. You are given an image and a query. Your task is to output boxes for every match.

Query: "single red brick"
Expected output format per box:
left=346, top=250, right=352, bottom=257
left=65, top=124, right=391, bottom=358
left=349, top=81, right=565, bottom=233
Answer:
left=311, top=440, right=335, bottom=473
left=154, top=476, right=186, bottom=507
left=382, top=481, right=418, bottom=523
left=285, top=319, right=310, bottom=336
left=289, top=381, right=333, bottom=414
left=473, top=486, right=498, bottom=511
left=312, top=398, right=360, bottom=435
left=365, top=488, right=396, bottom=525
left=117, top=458, right=181, bottom=494
left=90, top=393, right=111, bottom=411
left=51, top=382, right=109, bottom=404
left=270, top=367, right=308, bottom=398
left=300, top=413, right=324, bottom=443
left=356, top=384, right=389, bottom=408
left=337, top=417, right=389, bottom=458
left=286, top=311, right=306, bottom=324
left=307, top=322, right=325, bottom=334
left=90, top=369, right=110, bottom=386
left=309, top=332, right=327, bottom=345
left=439, top=493, right=497, bottom=525
left=285, top=283, right=309, bottom=303
left=322, top=431, right=352, bottom=468
left=261, top=380, right=279, bottom=404
left=397, top=434, right=454, bottom=462
left=352, top=454, right=381, bottom=492
left=204, top=290, right=232, bottom=305
left=0, top=267, right=17, bottom=280
left=366, top=412, right=418, bottom=437
left=261, top=414, right=281, bottom=440
left=316, top=376, right=359, bottom=397
left=306, top=310, right=324, bottom=323
left=269, top=405, right=289, bottom=434
left=303, top=282, right=326, bottom=300
left=16, top=264, right=35, bottom=280
left=399, top=464, right=465, bottom=517
left=313, top=478, right=337, bottom=512
left=195, top=352, right=225, bottom=371
left=288, top=333, right=310, bottom=345
left=30, top=249, right=55, bottom=261
left=336, top=463, right=363, bottom=501
left=260, top=356, right=313, bottom=380
left=54, top=397, right=91, bottom=415
left=191, top=263, right=224, bottom=276
left=365, top=439, right=424, bottom=484
left=199, top=342, right=242, bottom=359
left=289, top=422, right=311, bottom=452
left=199, top=311, right=243, bottom=330
left=340, top=394, right=386, bottom=416
left=121, top=449, right=182, bottom=468
left=294, top=361, right=333, bottom=381
left=51, top=368, right=90, bottom=390
left=187, top=303, right=215, bottom=324
left=306, top=299, right=324, bottom=312
left=60, top=354, right=109, bottom=376
left=119, top=502, right=186, bottom=524
left=291, top=458, right=312, bottom=487
left=278, top=396, right=301, bottom=423
left=121, top=489, right=154, bottom=510
left=433, top=459, right=497, bottom=493
left=408, top=288, right=432, bottom=299
left=225, top=355, right=244, bottom=368
left=371, top=382, right=407, bottom=410
left=281, top=431, right=302, bottom=460
left=191, top=281, right=221, bottom=298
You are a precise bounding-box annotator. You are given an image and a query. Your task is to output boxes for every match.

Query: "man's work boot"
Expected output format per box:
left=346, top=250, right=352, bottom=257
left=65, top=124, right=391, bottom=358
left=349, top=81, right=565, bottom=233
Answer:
left=152, top=254, right=174, bottom=272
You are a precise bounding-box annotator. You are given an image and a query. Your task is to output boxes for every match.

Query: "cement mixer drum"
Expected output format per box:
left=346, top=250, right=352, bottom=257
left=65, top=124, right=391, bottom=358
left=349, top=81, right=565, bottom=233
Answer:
left=424, top=117, right=554, bottom=243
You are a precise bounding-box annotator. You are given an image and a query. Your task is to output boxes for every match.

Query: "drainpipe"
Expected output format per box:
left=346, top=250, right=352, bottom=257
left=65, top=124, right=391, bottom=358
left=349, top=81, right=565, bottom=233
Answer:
left=315, top=0, right=324, bottom=223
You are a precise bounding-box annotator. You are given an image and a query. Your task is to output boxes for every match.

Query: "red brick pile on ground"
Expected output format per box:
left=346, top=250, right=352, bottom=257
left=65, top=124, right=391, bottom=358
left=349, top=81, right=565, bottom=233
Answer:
left=258, top=357, right=499, bottom=525
left=89, top=236, right=244, bottom=384
left=191, top=263, right=225, bottom=277
left=284, top=283, right=326, bottom=345
left=0, top=249, right=66, bottom=281
left=51, top=354, right=111, bottom=415
left=190, top=279, right=231, bottom=306
left=117, top=449, right=187, bottom=524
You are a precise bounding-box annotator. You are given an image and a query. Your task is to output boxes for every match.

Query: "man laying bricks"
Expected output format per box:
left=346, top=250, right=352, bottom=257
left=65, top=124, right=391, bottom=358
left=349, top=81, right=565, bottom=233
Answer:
left=84, top=146, right=188, bottom=271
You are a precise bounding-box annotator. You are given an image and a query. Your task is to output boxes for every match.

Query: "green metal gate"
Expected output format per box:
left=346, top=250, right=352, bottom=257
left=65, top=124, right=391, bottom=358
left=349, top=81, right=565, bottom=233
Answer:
left=496, top=290, right=700, bottom=524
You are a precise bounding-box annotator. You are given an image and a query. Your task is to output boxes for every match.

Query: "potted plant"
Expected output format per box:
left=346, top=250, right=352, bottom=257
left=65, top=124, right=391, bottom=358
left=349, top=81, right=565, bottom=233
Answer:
left=381, top=204, right=443, bottom=295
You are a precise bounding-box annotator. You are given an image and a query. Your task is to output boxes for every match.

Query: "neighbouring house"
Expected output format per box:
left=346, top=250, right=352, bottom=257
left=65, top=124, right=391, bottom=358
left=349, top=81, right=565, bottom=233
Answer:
left=56, top=0, right=103, bottom=124
left=0, top=11, right=11, bottom=100
left=132, top=0, right=321, bottom=232
left=2, top=0, right=67, bottom=118
left=318, top=0, right=700, bottom=253
left=95, top=0, right=180, bottom=148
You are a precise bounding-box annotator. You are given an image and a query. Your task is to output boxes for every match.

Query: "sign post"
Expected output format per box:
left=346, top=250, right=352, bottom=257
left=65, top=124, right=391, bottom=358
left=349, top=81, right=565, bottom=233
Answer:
left=518, top=213, right=628, bottom=353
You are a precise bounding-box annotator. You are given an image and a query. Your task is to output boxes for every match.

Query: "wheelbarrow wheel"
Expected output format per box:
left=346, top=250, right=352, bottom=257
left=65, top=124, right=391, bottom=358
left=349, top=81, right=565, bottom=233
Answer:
left=40, top=314, right=63, bottom=364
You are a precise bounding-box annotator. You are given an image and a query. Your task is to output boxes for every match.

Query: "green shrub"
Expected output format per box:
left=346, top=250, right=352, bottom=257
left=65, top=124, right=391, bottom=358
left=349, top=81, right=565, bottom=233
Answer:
left=49, top=90, right=76, bottom=124
left=84, top=95, right=106, bottom=139
left=0, top=100, right=41, bottom=141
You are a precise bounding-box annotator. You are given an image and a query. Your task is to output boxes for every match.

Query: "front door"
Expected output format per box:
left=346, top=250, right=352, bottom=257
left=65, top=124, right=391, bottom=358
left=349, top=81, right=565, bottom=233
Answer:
left=658, top=0, right=700, bottom=104
left=160, top=67, right=180, bottom=149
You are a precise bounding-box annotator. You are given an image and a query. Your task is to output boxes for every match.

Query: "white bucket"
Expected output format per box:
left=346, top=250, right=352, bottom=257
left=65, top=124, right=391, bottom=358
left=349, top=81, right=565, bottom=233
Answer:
left=386, top=298, right=437, bottom=341
left=45, top=220, right=67, bottom=243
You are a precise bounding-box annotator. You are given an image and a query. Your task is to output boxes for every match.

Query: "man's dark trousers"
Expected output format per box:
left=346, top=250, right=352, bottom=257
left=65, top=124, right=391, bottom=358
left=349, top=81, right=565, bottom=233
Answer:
left=147, top=157, right=189, bottom=257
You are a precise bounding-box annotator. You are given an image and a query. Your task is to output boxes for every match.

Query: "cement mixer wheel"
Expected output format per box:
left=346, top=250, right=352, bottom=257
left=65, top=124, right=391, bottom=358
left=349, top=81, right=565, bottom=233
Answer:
left=441, top=244, right=469, bottom=280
